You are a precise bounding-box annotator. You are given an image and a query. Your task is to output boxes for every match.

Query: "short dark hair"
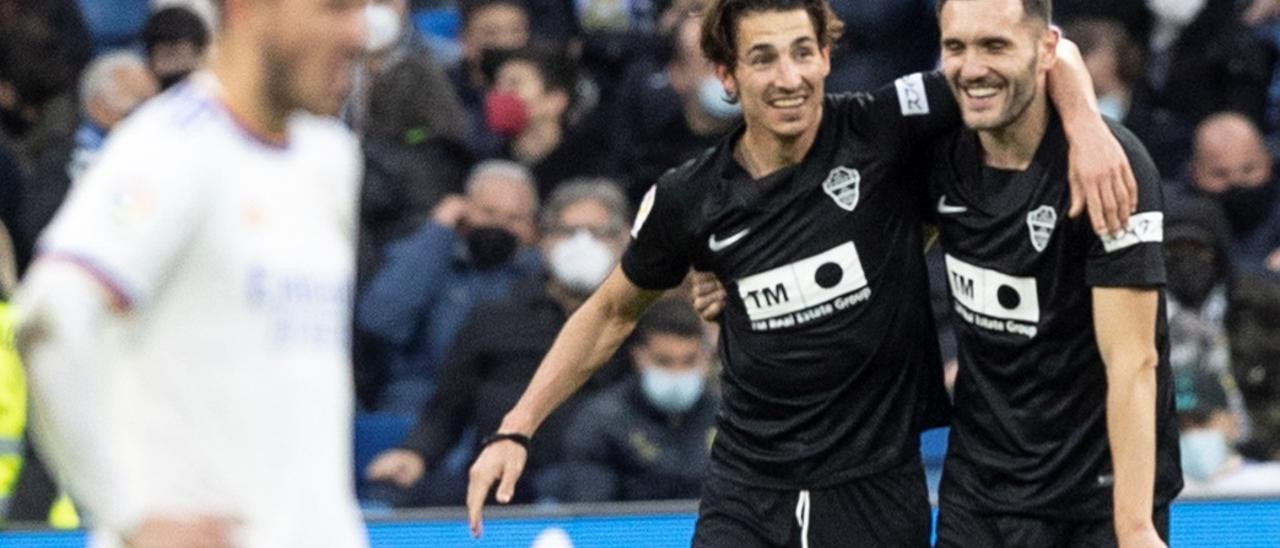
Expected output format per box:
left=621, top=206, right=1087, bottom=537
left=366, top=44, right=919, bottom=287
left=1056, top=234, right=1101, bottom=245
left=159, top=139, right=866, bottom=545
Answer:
left=636, top=299, right=705, bottom=344
left=498, top=46, right=576, bottom=97
left=700, top=0, right=844, bottom=70
left=460, top=0, right=528, bottom=31
left=936, top=0, right=1052, bottom=25
left=142, top=7, right=210, bottom=56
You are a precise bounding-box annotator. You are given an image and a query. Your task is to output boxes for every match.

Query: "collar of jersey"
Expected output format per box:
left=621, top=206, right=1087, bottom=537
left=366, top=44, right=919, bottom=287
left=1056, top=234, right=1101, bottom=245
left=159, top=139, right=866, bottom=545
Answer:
left=709, top=100, right=835, bottom=213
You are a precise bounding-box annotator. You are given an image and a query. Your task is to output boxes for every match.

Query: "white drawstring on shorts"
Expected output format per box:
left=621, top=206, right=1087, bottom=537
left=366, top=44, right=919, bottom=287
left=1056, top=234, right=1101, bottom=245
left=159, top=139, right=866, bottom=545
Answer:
left=794, top=489, right=811, bottom=548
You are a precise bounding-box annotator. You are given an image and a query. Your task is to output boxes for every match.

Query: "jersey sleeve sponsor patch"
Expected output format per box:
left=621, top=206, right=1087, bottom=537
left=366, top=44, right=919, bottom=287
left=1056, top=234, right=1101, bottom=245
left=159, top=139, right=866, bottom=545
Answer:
left=632, top=185, right=657, bottom=238
left=894, top=73, right=930, bottom=117
left=1100, top=212, right=1164, bottom=253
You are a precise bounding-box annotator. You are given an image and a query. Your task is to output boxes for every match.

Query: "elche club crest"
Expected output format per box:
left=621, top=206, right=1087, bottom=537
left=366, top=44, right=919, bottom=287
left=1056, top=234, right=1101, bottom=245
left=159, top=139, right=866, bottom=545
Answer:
left=1026, top=205, right=1058, bottom=252
left=823, top=166, right=861, bottom=211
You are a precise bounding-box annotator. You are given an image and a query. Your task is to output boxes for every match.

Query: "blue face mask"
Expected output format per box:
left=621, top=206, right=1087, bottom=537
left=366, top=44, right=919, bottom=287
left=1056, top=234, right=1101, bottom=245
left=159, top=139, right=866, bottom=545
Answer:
left=1180, top=428, right=1229, bottom=482
left=697, top=77, right=742, bottom=120
left=640, top=366, right=706, bottom=414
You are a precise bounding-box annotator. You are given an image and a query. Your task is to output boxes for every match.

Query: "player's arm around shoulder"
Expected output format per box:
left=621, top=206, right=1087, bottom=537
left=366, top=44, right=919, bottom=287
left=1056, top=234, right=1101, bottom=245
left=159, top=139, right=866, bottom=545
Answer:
left=466, top=267, right=665, bottom=537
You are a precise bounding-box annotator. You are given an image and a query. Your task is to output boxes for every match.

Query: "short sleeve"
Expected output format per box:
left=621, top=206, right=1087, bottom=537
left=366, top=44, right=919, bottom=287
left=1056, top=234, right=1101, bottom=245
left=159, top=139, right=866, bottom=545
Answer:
left=846, top=71, right=962, bottom=159
left=37, top=137, right=209, bottom=309
left=620, top=181, right=694, bottom=290
left=1086, top=125, right=1167, bottom=287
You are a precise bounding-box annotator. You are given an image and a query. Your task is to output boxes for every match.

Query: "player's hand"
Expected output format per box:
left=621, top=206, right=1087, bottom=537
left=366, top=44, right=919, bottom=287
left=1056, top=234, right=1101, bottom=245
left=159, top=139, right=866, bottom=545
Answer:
left=1265, top=248, right=1280, bottom=272
left=466, top=439, right=528, bottom=538
left=431, top=195, right=470, bottom=228
left=1066, top=118, right=1136, bottom=237
left=365, top=449, right=426, bottom=488
left=123, top=515, right=240, bottom=548
left=689, top=271, right=726, bottom=322
left=1116, top=525, right=1167, bottom=548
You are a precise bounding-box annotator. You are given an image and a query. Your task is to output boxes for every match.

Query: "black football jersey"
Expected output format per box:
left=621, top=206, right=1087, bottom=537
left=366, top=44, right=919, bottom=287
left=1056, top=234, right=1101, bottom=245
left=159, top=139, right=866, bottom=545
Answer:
left=622, top=73, right=957, bottom=489
left=927, top=112, right=1183, bottom=518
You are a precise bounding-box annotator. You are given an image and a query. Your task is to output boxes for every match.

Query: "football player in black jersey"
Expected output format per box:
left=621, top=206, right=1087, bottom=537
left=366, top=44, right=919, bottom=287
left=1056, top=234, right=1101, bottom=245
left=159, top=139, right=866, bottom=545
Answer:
left=466, top=0, right=1138, bottom=545
left=928, top=1, right=1182, bottom=547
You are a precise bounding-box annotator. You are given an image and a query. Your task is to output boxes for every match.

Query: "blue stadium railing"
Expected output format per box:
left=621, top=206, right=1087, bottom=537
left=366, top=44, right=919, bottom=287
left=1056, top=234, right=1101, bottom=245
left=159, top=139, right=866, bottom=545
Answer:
left=2, top=497, right=1278, bottom=547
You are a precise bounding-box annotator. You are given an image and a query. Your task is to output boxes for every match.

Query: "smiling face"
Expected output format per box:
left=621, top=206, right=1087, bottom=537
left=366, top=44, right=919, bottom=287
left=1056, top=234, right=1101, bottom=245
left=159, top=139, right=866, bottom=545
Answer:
left=939, top=0, right=1056, bottom=132
left=717, top=9, right=830, bottom=143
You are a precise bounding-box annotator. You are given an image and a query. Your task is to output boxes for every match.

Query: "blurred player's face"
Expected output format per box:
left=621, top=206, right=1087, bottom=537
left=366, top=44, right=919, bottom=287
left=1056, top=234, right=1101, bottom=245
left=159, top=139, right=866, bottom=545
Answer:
left=939, top=0, right=1056, bottom=132
left=718, top=9, right=830, bottom=143
left=260, top=0, right=366, bottom=117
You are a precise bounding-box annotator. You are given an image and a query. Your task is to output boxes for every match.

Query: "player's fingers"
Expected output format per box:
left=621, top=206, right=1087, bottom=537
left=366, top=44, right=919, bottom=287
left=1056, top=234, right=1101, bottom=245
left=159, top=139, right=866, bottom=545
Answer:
left=1123, top=163, right=1139, bottom=214
left=495, top=454, right=524, bottom=504
left=466, top=464, right=495, bottom=538
left=1067, top=169, right=1085, bottom=219
left=1099, top=178, right=1121, bottom=235
left=1085, top=182, right=1106, bottom=236
left=1111, top=166, right=1132, bottom=227
left=364, top=455, right=393, bottom=479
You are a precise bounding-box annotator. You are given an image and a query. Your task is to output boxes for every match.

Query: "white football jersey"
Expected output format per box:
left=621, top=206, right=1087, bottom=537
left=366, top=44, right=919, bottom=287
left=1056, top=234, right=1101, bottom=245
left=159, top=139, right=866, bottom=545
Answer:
left=39, top=73, right=367, bottom=548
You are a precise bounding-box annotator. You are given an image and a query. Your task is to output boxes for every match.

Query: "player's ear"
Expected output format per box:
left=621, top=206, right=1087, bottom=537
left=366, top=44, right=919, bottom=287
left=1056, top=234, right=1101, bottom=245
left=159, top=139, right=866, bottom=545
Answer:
left=715, top=64, right=738, bottom=103
left=1041, top=25, right=1061, bottom=71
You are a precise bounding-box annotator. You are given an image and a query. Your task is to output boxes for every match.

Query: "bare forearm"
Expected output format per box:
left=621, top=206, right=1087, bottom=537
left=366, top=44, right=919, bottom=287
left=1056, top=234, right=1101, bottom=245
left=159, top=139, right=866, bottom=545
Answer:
left=500, top=272, right=660, bottom=436
left=1048, top=37, right=1102, bottom=133
left=1105, top=353, right=1159, bottom=534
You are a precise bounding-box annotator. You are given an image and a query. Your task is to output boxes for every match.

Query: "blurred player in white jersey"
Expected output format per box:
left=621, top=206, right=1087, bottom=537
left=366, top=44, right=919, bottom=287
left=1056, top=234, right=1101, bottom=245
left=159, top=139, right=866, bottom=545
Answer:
left=13, top=1, right=368, bottom=547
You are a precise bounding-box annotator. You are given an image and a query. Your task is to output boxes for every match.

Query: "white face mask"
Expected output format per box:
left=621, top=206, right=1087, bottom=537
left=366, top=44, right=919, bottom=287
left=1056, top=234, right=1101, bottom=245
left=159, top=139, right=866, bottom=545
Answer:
left=640, top=365, right=707, bottom=414
left=1146, top=0, right=1207, bottom=28
left=1180, top=428, right=1230, bottom=482
left=548, top=230, right=616, bottom=295
left=365, top=3, right=403, bottom=54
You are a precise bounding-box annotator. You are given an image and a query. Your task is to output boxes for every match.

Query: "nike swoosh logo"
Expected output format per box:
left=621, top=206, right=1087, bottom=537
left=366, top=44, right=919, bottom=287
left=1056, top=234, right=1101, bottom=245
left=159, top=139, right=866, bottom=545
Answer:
left=709, top=229, right=750, bottom=252
left=937, top=196, right=968, bottom=215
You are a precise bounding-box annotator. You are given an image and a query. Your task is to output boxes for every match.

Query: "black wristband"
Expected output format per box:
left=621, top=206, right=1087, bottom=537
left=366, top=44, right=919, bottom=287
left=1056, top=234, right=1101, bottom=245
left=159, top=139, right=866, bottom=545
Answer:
left=480, top=432, right=530, bottom=450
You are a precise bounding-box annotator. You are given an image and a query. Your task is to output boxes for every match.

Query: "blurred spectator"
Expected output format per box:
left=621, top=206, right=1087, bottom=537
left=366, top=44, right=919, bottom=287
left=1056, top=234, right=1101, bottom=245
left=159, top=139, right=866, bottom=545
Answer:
left=357, top=160, right=543, bottom=413
left=1227, top=274, right=1280, bottom=462
left=10, top=51, right=158, bottom=273
left=825, top=0, right=939, bottom=93
left=1245, top=0, right=1280, bottom=26
left=1164, top=196, right=1251, bottom=435
left=151, top=0, right=219, bottom=32
left=449, top=0, right=531, bottom=156
left=488, top=47, right=611, bottom=198
left=0, top=0, right=94, bottom=174
left=1064, top=18, right=1144, bottom=123
left=362, top=179, right=632, bottom=506
left=1055, top=0, right=1152, bottom=45
left=1127, top=0, right=1276, bottom=174
left=609, top=1, right=736, bottom=203
left=1176, top=367, right=1280, bottom=496
left=1183, top=112, right=1280, bottom=274
left=561, top=298, right=717, bottom=502
left=69, top=51, right=159, bottom=180
left=141, top=6, right=210, bottom=91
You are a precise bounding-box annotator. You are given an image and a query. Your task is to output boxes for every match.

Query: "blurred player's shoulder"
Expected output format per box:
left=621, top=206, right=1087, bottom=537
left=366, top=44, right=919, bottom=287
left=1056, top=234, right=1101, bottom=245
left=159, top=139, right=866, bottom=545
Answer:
left=655, top=144, right=719, bottom=193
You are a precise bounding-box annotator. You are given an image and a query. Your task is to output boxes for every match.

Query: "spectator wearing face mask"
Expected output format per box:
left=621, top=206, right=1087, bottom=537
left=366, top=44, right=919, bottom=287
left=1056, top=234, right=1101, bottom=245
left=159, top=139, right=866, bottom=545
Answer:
left=363, top=179, right=633, bottom=506
left=1175, top=367, right=1280, bottom=497
left=356, top=161, right=543, bottom=413
left=561, top=298, right=718, bottom=502
left=1182, top=112, right=1280, bottom=274
left=449, top=0, right=532, bottom=157
left=141, top=6, right=210, bottom=91
left=609, top=0, right=738, bottom=204
left=485, top=47, right=611, bottom=198
left=1164, top=196, right=1252, bottom=438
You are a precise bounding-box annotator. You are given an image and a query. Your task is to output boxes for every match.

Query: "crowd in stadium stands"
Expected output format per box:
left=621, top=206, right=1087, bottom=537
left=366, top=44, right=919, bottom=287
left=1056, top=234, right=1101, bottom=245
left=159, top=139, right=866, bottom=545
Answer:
left=2, top=0, right=1280, bottom=518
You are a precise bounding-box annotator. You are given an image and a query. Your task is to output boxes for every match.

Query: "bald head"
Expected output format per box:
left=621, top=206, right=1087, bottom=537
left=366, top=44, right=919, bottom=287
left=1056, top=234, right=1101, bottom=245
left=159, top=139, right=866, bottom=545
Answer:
left=80, top=52, right=160, bottom=130
left=1192, top=113, right=1273, bottom=195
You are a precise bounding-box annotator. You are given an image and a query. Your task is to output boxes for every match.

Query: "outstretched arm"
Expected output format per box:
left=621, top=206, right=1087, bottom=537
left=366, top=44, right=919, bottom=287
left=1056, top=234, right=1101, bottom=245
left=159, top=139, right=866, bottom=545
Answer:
left=1048, top=36, right=1139, bottom=236
left=1093, top=287, right=1166, bottom=548
left=466, top=267, right=664, bottom=536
